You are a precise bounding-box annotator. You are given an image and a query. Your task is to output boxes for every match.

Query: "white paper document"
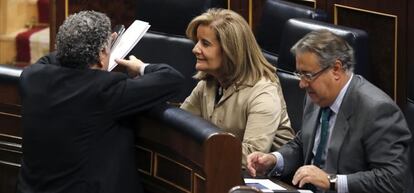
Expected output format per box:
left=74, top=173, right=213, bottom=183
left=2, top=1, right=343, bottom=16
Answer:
left=244, top=178, right=313, bottom=193
left=244, top=178, right=286, bottom=192
left=108, top=20, right=150, bottom=71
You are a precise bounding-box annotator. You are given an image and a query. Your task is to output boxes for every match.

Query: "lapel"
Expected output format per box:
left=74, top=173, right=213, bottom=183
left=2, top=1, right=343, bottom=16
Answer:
left=324, top=76, right=357, bottom=173
left=204, top=80, right=251, bottom=118
left=205, top=80, right=217, bottom=118
left=302, top=97, right=321, bottom=165
left=215, top=79, right=254, bottom=106
left=216, top=84, right=238, bottom=106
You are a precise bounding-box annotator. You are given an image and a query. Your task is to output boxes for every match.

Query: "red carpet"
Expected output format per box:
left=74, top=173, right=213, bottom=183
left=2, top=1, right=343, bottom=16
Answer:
left=15, top=0, right=49, bottom=65
left=16, top=27, right=47, bottom=63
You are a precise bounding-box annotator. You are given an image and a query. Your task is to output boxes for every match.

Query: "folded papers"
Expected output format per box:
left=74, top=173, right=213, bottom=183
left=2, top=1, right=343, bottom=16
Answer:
left=108, top=20, right=150, bottom=71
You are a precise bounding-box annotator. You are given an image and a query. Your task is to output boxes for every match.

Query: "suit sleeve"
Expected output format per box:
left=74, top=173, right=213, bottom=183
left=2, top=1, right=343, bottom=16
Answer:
left=278, top=131, right=305, bottom=180
left=278, top=95, right=310, bottom=181
left=35, top=52, right=59, bottom=65
left=347, top=102, right=411, bottom=193
left=103, top=63, right=184, bottom=118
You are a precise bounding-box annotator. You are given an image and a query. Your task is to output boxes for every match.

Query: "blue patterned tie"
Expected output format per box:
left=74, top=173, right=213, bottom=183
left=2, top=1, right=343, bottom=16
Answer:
left=313, top=107, right=332, bottom=168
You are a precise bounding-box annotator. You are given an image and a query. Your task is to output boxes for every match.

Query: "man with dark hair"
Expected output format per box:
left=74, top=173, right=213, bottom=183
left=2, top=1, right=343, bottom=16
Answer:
left=17, top=10, right=184, bottom=193
left=247, top=30, right=411, bottom=193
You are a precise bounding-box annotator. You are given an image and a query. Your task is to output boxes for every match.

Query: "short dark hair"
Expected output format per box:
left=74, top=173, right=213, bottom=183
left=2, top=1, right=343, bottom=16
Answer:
left=291, top=29, right=355, bottom=72
left=56, top=10, right=111, bottom=69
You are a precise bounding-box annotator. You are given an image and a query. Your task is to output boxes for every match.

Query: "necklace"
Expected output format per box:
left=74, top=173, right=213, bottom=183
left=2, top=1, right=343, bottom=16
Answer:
left=218, top=86, right=223, bottom=96
left=215, top=86, right=223, bottom=104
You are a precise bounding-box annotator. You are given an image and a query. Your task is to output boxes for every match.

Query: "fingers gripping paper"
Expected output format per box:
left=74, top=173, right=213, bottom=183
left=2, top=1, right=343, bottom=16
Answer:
left=108, top=20, right=150, bottom=71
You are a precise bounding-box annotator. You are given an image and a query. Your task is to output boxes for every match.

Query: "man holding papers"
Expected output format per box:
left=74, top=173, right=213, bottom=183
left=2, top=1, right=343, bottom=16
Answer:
left=109, top=19, right=150, bottom=71
left=17, top=10, right=183, bottom=193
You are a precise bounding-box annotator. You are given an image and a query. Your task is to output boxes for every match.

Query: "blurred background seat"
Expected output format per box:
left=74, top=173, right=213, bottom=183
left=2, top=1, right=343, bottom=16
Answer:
left=277, top=18, right=370, bottom=79
left=135, top=0, right=225, bottom=36
left=132, top=0, right=226, bottom=104
left=277, top=69, right=305, bottom=133
left=129, top=32, right=196, bottom=104
left=256, top=0, right=327, bottom=66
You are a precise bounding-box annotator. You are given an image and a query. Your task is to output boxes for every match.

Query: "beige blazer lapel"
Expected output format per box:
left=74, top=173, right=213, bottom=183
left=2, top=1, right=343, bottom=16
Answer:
left=205, top=81, right=217, bottom=118
left=216, top=85, right=237, bottom=106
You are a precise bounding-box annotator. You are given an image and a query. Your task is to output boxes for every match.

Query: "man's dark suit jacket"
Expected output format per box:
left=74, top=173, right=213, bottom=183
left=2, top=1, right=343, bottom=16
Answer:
left=16, top=53, right=184, bottom=193
left=278, top=75, right=412, bottom=193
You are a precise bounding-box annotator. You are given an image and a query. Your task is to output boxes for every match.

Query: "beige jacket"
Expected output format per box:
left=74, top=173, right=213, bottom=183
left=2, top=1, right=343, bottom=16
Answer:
left=181, top=78, right=294, bottom=166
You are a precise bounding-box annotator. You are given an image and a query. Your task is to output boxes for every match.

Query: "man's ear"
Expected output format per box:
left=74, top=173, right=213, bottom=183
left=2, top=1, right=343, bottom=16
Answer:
left=90, top=50, right=107, bottom=69
left=98, top=49, right=108, bottom=65
left=333, top=60, right=344, bottom=72
left=111, top=32, right=117, bottom=41
left=90, top=62, right=103, bottom=69
left=108, top=32, right=117, bottom=50
left=332, top=60, right=344, bottom=80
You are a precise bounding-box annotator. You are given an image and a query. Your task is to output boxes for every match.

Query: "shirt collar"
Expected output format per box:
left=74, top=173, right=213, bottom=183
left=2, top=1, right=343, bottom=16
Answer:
left=329, top=73, right=353, bottom=114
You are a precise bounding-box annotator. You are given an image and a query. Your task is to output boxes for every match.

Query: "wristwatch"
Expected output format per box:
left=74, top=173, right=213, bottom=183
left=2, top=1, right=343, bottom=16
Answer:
left=327, top=174, right=337, bottom=191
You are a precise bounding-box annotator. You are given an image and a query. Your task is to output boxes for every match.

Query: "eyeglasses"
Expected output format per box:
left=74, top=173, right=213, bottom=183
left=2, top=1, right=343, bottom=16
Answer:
left=294, top=66, right=331, bottom=81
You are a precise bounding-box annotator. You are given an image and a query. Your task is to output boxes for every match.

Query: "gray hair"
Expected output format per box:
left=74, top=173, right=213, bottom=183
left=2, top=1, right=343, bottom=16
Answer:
left=291, top=29, right=355, bottom=72
left=56, top=10, right=111, bottom=69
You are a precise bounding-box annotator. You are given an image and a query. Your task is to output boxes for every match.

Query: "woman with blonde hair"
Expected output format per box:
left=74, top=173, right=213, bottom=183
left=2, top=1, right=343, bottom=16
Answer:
left=181, top=8, right=294, bottom=166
